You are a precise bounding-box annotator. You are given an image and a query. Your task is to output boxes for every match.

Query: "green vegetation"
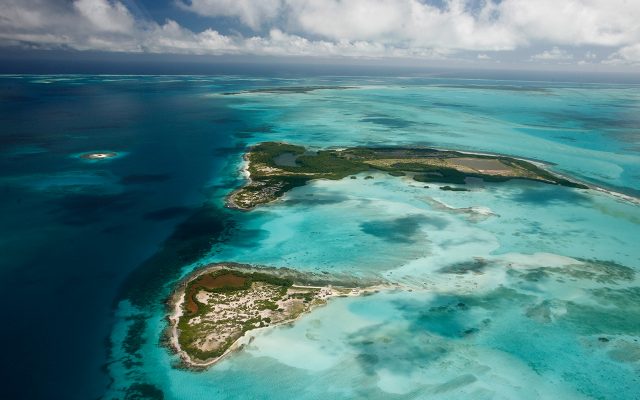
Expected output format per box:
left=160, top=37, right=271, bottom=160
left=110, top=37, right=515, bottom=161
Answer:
left=289, top=292, right=316, bottom=303
left=248, top=142, right=306, bottom=163
left=502, top=158, right=587, bottom=189
left=388, top=171, right=406, bottom=177
left=256, top=300, right=279, bottom=310
left=184, top=269, right=293, bottom=315
left=413, top=168, right=467, bottom=184
left=228, top=142, right=588, bottom=209
left=440, top=186, right=469, bottom=192
left=175, top=267, right=324, bottom=364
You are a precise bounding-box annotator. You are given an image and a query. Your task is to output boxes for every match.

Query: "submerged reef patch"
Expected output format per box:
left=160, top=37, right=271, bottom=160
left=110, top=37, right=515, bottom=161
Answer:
left=360, top=214, right=448, bottom=243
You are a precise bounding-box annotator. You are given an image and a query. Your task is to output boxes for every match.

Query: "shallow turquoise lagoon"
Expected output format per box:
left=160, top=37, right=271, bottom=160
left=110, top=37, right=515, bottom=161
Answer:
left=224, top=81, right=640, bottom=196
left=55, top=76, right=638, bottom=400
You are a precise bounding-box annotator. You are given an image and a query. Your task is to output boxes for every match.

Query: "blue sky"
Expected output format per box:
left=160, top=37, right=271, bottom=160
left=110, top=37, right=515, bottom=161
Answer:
left=0, top=0, right=639, bottom=70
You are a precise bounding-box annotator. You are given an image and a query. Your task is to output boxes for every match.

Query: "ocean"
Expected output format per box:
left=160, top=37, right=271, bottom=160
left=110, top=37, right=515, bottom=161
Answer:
left=0, top=74, right=638, bottom=399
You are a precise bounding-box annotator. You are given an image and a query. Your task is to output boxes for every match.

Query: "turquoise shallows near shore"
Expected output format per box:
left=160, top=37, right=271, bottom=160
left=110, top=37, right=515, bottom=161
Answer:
left=103, top=77, right=640, bottom=400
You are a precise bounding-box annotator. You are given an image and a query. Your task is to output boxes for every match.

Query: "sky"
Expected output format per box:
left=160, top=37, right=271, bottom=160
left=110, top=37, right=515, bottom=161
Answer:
left=1, top=0, right=639, bottom=71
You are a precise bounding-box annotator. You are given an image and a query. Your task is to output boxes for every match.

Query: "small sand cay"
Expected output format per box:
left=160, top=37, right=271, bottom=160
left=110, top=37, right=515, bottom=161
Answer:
left=166, top=263, right=386, bottom=369
left=79, top=151, right=118, bottom=160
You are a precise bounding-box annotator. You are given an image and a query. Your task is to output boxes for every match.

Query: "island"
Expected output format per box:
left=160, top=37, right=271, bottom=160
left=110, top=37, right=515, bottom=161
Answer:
left=221, top=85, right=355, bottom=95
left=227, top=142, right=588, bottom=210
left=167, top=263, right=383, bottom=368
left=79, top=151, right=118, bottom=160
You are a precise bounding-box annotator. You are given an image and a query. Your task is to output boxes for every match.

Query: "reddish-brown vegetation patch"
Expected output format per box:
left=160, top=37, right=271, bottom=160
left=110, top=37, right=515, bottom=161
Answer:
left=185, top=273, right=248, bottom=314
left=198, top=273, right=247, bottom=289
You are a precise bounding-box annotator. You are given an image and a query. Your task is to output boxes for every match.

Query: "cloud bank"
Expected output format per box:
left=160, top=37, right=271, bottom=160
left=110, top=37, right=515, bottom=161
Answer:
left=0, top=0, right=639, bottom=66
left=531, top=47, right=574, bottom=61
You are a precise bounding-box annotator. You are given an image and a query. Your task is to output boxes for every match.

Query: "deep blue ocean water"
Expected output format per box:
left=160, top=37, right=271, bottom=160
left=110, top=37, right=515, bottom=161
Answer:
left=1, top=74, right=638, bottom=400
left=0, top=75, right=248, bottom=399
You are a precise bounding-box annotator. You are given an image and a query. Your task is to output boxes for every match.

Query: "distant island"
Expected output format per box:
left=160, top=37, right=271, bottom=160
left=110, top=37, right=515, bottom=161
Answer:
left=227, top=142, right=588, bottom=210
left=166, top=263, right=384, bottom=368
left=221, top=85, right=355, bottom=95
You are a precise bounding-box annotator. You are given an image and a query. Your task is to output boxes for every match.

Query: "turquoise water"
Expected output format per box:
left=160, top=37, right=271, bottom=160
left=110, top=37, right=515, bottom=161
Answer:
left=225, top=81, right=640, bottom=195
left=2, top=75, right=638, bottom=399
left=104, top=77, right=639, bottom=399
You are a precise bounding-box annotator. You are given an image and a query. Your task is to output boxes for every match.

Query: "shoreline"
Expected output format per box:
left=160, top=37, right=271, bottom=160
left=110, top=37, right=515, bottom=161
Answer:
left=452, top=148, right=640, bottom=205
left=225, top=143, right=640, bottom=210
left=166, top=263, right=389, bottom=369
left=225, top=153, right=252, bottom=211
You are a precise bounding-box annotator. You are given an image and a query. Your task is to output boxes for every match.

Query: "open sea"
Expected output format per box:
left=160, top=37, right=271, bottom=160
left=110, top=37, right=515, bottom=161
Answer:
left=0, top=73, right=638, bottom=399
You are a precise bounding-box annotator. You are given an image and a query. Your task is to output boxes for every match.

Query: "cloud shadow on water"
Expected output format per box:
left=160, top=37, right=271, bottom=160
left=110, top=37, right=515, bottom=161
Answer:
left=49, top=191, right=139, bottom=226
left=360, top=114, right=415, bottom=129
left=360, top=214, right=447, bottom=243
left=511, top=185, right=591, bottom=205
left=143, top=206, right=191, bottom=221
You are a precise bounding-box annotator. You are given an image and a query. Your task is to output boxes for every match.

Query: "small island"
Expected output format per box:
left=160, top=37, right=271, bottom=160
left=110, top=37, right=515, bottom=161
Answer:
left=227, top=142, right=588, bottom=210
left=79, top=151, right=118, bottom=160
left=167, top=263, right=381, bottom=368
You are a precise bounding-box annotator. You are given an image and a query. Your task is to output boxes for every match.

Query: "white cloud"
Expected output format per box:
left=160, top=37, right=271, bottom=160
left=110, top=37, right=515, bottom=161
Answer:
left=0, top=0, right=137, bottom=49
left=176, top=0, right=282, bottom=30
left=577, top=50, right=598, bottom=65
left=605, top=44, right=640, bottom=65
left=73, top=0, right=135, bottom=34
left=0, top=0, right=639, bottom=67
left=180, top=0, right=522, bottom=51
left=0, top=0, right=456, bottom=58
left=180, top=0, right=640, bottom=50
left=531, top=47, right=574, bottom=61
left=496, top=0, right=640, bottom=47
